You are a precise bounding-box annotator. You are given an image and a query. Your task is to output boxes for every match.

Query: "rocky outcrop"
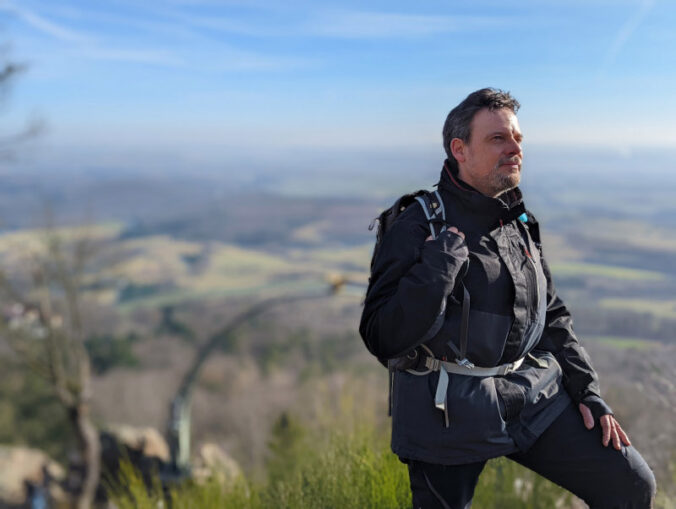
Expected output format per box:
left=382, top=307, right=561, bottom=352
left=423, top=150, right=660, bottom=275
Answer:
left=104, top=424, right=170, bottom=462
left=192, top=443, right=242, bottom=485
left=0, top=445, right=65, bottom=506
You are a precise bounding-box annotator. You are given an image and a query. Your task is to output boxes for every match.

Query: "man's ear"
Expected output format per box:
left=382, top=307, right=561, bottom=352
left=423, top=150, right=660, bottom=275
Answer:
left=450, top=138, right=466, bottom=163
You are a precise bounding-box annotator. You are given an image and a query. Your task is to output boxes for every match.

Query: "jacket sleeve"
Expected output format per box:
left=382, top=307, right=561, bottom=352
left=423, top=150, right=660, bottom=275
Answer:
left=535, top=253, right=613, bottom=418
left=359, top=209, right=469, bottom=360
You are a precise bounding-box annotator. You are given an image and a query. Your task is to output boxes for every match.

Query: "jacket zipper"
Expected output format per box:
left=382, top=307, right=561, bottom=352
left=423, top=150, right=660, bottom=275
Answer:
left=522, top=243, right=540, bottom=321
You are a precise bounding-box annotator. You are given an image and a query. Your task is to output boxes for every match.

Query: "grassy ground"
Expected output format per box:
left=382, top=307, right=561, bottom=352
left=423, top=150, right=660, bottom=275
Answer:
left=109, top=427, right=579, bottom=509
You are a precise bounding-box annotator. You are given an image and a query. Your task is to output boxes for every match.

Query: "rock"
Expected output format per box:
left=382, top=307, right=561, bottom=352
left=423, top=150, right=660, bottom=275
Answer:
left=191, top=443, right=242, bottom=485
left=105, top=424, right=170, bottom=462
left=0, top=445, right=65, bottom=505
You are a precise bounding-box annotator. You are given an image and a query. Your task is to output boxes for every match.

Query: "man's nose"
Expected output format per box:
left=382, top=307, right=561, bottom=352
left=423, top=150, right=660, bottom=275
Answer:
left=507, top=138, right=522, bottom=156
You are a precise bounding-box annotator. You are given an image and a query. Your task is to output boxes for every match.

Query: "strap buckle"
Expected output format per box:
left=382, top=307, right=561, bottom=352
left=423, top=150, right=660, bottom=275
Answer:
left=455, top=358, right=475, bottom=369
left=424, top=356, right=441, bottom=371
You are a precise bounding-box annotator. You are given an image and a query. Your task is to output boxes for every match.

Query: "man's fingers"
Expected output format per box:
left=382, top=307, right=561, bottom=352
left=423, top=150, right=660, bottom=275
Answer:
left=448, top=226, right=465, bottom=240
left=426, top=227, right=465, bottom=242
left=599, top=414, right=631, bottom=449
left=580, top=405, right=627, bottom=449
left=601, top=415, right=612, bottom=446
left=578, top=403, right=594, bottom=430
left=611, top=420, right=621, bottom=450
left=615, top=420, right=632, bottom=447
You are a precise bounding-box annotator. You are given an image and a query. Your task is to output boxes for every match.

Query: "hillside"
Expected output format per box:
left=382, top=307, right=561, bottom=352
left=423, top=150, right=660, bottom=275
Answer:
left=0, top=164, right=675, bottom=505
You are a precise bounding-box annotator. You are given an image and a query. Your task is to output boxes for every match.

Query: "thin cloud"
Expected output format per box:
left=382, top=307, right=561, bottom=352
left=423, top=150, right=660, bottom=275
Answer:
left=163, top=0, right=269, bottom=6
left=76, top=48, right=186, bottom=67
left=603, top=0, right=656, bottom=69
left=75, top=44, right=313, bottom=72
left=159, top=7, right=510, bottom=40
left=307, top=10, right=510, bottom=39
left=207, top=53, right=316, bottom=72
left=182, top=45, right=318, bottom=72
left=39, top=4, right=202, bottom=42
left=3, top=2, right=301, bottom=71
left=179, top=15, right=290, bottom=37
left=0, top=0, right=90, bottom=43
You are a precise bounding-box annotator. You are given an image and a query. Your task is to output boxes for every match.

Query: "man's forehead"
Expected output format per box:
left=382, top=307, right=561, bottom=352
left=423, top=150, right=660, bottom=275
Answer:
left=471, top=107, right=520, bottom=134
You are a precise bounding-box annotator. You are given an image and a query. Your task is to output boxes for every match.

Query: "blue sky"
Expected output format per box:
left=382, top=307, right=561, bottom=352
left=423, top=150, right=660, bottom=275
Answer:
left=1, top=0, right=676, bottom=169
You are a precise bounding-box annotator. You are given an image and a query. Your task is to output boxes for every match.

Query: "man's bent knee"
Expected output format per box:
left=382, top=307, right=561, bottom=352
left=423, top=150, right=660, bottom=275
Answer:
left=588, top=451, right=656, bottom=509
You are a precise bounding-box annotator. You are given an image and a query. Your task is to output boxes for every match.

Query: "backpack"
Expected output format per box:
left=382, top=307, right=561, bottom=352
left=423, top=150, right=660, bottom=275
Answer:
left=368, top=189, right=447, bottom=274
left=365, top=189, right=447, bottom=369
left=366, top=189, right=452, bottom=415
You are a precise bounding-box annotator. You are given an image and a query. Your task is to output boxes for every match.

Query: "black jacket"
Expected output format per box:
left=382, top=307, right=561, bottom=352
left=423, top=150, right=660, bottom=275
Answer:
left=359, top=162, right=611, bottom=464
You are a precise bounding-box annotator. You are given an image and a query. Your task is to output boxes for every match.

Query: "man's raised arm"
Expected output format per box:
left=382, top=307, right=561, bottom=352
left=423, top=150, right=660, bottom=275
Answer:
left=360, top=208, right=468, bottom=360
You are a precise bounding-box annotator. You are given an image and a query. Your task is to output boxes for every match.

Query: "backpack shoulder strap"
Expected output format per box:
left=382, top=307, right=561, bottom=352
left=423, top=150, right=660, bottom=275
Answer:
left=415, top=189, right=446, bottom=240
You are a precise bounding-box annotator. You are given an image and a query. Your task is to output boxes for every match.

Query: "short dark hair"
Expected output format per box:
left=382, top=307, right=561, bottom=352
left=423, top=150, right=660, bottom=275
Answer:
left=442, top=88, right=520, bottom=159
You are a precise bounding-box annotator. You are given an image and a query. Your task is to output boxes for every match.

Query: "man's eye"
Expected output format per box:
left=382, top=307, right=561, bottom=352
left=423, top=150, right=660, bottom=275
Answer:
left=493, top=136, right=503, bottom=141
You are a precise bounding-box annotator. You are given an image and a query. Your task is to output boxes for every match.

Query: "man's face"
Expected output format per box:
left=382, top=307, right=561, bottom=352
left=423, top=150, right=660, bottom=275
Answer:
left=451, top=107, right=523, bottom=198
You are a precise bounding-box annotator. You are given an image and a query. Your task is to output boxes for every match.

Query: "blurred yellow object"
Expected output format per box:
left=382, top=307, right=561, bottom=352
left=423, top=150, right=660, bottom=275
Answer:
left=326, top=273, right=347, bottom=294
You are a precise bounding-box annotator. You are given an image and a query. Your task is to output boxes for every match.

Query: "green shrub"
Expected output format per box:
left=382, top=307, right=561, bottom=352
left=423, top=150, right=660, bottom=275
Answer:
left=262, top=428, right=410, bottom=508
left=0, top=359, right=72, bottom=461
left=85, top=333, right=139, bottom=374
left=265, top=412, right=306, bottom=485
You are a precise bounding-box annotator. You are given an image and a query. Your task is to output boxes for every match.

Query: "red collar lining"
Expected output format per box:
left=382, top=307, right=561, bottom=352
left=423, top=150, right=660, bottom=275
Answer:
left=444, top=162, right=476, bottom=194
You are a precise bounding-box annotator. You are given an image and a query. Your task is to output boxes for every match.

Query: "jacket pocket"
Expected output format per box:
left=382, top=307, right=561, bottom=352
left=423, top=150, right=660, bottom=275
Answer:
left=493, top=377, right=526, bottom=421
left=493, top=350, right=562, bottom=421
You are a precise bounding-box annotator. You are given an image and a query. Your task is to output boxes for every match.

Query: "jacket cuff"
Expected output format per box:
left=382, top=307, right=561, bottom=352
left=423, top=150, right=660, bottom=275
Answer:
left=580, top=394, right=613, bottom=420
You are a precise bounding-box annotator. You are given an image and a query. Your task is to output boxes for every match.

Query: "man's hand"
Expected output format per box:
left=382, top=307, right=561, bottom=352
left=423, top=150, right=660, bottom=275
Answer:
left=579, top=403, right=631, bottom=450
left=426, top=226, right=465, bottom=241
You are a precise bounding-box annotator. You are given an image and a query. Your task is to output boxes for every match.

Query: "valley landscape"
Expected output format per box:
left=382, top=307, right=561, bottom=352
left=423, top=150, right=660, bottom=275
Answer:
left=1, top=154, right=675, bottom=507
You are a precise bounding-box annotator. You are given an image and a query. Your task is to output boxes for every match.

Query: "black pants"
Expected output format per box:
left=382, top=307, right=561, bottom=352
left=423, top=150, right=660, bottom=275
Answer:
left=407, top=403, right=656, bottom=509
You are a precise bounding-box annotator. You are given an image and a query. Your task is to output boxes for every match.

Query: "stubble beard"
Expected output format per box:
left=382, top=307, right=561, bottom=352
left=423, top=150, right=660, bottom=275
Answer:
left=487, top=161, right=521, bottom=198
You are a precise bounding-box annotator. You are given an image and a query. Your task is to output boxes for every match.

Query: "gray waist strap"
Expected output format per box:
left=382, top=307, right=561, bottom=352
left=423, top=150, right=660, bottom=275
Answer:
left=423, top=356, right=524, bottom=377
left=409, top=355, right=524, bottom=428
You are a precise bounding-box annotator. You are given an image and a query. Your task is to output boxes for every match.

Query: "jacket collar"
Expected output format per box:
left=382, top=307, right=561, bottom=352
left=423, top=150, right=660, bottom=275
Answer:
left=437, top=160, right=527, bottom=231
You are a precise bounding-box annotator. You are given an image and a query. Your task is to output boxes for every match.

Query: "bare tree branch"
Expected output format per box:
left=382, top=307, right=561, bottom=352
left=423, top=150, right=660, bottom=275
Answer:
left=0, top=223, right=101, bottom=507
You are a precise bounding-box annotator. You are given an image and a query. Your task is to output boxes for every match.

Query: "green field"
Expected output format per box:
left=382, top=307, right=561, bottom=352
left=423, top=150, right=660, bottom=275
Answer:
left=110, top=240, right=370, bottom=311
left=599, top=298, right=676, bottom=320
left=588, top=335, right=662, bottom=350
left=550, top=262, right=664, bottom=281
left=116, top=279, right=333, bottom=313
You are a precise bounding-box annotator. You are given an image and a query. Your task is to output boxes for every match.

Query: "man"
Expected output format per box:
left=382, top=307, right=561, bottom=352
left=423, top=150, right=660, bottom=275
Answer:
left=359, top=88, right=656, bottom=508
